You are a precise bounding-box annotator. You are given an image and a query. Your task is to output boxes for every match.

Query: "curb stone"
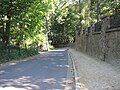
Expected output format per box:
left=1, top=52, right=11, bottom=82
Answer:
left=68, top=52, right=81, bottom=90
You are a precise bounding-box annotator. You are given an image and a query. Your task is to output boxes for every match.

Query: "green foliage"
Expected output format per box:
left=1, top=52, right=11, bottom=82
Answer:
left=49, top=1, right=80, bottom=45
left=0, top=42, right=38, bottom=64
left=0, top=0, right=57, bottom=63
left=76, top=0, right=120, bottom=30
left=49, top=0, right=120, bottom=44
left=0, top=0, right=56, bottom=45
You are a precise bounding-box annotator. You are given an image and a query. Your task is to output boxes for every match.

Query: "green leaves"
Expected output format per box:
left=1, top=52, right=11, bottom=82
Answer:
left=0, top=0, right=118, bottom=47
left=0, top=0, right=57, bottom=46
left=49, top=1, right=80, bottom=44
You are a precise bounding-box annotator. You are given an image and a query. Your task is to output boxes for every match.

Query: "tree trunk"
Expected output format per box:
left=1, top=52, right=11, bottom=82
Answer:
left=79, top=0, right=83, bottom=34
left=5, top=0, right=12, bottom=46
left=97, top=0, right=100, bottom=22
left=0, top=15, right=5, bottom=43
left=79, top=0, right=82, bottom=23
left=5, top=15, right=11, bottom=46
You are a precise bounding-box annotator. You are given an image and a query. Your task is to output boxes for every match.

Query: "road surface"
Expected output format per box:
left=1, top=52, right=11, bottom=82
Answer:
left=0, top=48, right=71, bottom=90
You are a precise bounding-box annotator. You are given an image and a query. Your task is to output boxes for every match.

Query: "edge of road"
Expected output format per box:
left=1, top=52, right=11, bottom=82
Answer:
left=65, top=49, right=74, bottom=90
left=66, top=48, right=80, bottom=90
left=69, top=52, right=81, bottom=90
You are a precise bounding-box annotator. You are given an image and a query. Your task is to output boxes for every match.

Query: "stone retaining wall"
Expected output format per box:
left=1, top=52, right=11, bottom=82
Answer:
left=74, top=14, right=120, bottom=67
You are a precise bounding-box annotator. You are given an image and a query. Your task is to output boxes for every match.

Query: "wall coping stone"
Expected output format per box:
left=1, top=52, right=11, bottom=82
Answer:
left=105, top=27, right=120, bottom=33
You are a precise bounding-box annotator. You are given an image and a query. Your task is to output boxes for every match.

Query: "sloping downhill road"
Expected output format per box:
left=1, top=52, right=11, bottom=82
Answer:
left=0, top=48, right=71, bottom=90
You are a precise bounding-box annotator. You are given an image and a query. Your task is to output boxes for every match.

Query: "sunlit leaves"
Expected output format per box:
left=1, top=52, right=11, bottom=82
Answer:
left=0, top=0, right=57, bottom=45
left=49, top=1, right=80, bottom=44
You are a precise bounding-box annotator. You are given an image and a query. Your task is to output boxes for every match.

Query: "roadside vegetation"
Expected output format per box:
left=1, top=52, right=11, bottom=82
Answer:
left=0, top=41, right=38, bottom=64
left=0, top=0, right=119, bottom=63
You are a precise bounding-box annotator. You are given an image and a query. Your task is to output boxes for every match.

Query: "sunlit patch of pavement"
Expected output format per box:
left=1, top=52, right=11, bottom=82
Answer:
left=0, top=87, right=27, bottom=90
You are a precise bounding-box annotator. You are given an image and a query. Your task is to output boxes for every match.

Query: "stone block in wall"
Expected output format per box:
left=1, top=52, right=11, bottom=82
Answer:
left=102, top=14, right=120, bottom=30
left=105, top=30, right=120, bottom=66
left=109, top=14, right=120, bottom=29
left=94, top=21, right=102, bottom=32
left=101, top=15, right=110, bottom=30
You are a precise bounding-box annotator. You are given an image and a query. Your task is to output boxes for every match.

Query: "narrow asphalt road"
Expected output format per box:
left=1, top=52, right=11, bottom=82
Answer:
left=0, top=48, right=70, bottom=90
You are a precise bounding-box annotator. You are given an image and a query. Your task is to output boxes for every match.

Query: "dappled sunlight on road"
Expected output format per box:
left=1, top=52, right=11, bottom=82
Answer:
left=0, top=76, right=40, bottom=90
left=0, top=70, right=6, bottom=74
left=80, top=83, right=89, bottom=90
left=49, top=49, right=66, bottom=52
left=9, top=63, right=17, bottom=66
left=43, top=78, right=57, bottom=84
left=0, top=75, right=70, bottom=90
left=50, top=48, right=67, bottom=52
left=0, top=48, right=70, bottom=90
left=39, top=48, right=67, bottom=53
left=0, top=87, right=26, bottom=90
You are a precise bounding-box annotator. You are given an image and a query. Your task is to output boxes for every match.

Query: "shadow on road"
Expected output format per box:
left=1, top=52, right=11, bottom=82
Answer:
left=0, top=48, right=70, bottom=90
